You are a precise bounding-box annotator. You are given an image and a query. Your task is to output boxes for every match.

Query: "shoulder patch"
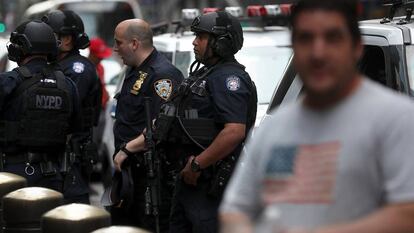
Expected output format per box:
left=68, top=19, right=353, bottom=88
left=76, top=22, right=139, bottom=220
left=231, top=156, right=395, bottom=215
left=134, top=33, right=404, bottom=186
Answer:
left=154, top=79, right=173, bottom=100
left=72, top=62, right=85, bottom=74
left=226, top=76, right=241, bottom=91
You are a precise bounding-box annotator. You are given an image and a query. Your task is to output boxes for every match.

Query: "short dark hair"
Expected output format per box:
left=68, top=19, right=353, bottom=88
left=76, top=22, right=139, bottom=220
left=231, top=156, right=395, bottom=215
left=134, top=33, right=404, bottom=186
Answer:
left=290, top=0, right=361, bottom=44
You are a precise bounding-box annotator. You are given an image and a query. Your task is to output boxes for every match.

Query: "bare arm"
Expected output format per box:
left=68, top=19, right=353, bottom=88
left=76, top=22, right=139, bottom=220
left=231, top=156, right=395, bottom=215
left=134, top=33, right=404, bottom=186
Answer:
left=125, top=133, right=146, bottom=152
left=283, top=203, right=414, bottom=233
left=180, top=122, right=245, bottom=185
left=220, top=203, right=414, bottom=233
left=113, top=133, right=146, bottom=171
left=220, top=212, right=254, bottom=233
left=195, top=123, right=246, bottom=168
left=314, top=203, right=414, bottom=233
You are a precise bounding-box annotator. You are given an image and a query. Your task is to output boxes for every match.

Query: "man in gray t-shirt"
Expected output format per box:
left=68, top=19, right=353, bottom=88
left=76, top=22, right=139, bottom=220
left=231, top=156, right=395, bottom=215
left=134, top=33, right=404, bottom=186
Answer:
left=219, top=0, right=414, bottom=232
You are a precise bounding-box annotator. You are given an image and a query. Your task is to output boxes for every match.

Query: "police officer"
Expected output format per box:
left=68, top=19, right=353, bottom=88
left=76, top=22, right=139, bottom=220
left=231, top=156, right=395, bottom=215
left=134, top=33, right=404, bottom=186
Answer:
left=0, top=20, right=81, bottom=192
left=112, top=19, right=183, bottom=232
left=42, top=10, right=101, bottom=204
left=115, top=12, right=257, bottom=233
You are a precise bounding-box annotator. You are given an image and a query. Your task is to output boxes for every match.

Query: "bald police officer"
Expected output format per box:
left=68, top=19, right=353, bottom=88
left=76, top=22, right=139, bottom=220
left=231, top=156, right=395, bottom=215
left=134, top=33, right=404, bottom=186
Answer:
left=111, top=19, right=183, bottom=232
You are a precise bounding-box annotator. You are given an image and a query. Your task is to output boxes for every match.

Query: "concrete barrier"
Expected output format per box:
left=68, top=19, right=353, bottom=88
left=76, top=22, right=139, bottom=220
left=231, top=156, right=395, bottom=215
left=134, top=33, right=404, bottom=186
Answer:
left=91, top=226, right=151, bottom=233
left=41, top=204, right=111, bottom=233
left=3, top=187, right=63, bottom=233
left=0, top=173, right=27, bottom=233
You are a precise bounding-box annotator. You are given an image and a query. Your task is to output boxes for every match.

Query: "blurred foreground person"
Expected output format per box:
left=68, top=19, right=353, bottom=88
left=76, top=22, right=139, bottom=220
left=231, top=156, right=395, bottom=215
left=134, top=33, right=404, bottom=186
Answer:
left=43, top=10, right=101, bottom=204
left=0, top=20, right=80, bottom=192
left=220, top=0, right=414, bottom=233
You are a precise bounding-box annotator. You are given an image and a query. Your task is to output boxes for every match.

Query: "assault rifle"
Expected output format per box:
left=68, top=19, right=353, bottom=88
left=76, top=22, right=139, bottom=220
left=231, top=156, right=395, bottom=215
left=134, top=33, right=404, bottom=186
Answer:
left=143, top=97, right=161, bottom=233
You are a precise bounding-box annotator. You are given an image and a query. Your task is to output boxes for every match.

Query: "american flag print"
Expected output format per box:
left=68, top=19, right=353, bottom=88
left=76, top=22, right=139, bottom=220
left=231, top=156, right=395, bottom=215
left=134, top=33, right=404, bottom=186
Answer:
left=262, top=142, right=340, bottom=204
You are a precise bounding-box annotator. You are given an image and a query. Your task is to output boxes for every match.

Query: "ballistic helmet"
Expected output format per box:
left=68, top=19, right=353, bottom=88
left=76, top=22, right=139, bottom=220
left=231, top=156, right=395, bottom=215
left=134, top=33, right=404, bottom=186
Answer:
left=7, top=20, right=58, bottom=63
left=191, top=11, right=243, bottom=58
left=42, top=10, right=90, bottom=49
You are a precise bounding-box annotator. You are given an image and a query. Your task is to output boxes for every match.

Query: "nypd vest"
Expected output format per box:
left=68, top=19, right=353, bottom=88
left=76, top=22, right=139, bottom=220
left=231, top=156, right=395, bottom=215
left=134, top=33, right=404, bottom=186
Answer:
left=0, top=66, right=72, bottom=149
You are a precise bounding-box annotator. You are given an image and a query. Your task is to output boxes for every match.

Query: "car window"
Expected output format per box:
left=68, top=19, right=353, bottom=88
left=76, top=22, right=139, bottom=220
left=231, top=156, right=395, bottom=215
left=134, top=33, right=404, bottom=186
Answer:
left=175, top=51, right=192, bottom=78
left=268, top=45, right=399, bottom=113
left=237, top=46, right=292, bottom=104
left=359, top=45, right=387, bottom=86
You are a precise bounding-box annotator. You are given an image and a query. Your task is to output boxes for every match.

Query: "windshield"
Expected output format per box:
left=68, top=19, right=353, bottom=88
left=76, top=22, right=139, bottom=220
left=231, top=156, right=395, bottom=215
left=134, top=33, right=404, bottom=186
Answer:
left=174, top=47, right=293, bottom=105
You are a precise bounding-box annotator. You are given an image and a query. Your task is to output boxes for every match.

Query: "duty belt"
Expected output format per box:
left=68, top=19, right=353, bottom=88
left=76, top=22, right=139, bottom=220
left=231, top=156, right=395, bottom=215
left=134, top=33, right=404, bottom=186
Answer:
left=2, top=152, right=58, bottom=165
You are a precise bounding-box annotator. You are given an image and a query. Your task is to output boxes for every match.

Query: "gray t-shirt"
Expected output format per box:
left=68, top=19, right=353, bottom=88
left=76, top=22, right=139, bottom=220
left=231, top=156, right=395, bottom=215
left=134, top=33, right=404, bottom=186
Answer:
left=220, top=79, right=414, bottom=229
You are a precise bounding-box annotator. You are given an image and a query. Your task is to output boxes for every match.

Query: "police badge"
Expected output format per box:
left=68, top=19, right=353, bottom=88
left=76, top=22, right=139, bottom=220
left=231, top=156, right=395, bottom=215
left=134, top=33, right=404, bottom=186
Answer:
left=72, top=62, right=85, bottom=74
left=226, top=76, right=241, bottom=91
left=154, top=79, right=173, bottom=100
left=130, top=71, right=148, bottom=95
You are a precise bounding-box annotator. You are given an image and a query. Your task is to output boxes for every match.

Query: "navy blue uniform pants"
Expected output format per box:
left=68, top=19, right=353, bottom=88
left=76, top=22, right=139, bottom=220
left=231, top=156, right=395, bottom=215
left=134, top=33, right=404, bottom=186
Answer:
left=62, top=162, right=90, bottom=204
left=169, top=178, right=220, bottom=233
left=110, top=164, right=173, bottom=233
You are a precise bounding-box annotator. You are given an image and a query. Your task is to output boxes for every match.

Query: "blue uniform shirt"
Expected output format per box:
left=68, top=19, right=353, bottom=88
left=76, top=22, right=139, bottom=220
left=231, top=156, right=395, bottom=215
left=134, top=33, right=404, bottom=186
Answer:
left=114, top=48, right=184, bottom=149
left=58, top=50, right=101, bottom=130
left=192, top=61, right=254, bottom=126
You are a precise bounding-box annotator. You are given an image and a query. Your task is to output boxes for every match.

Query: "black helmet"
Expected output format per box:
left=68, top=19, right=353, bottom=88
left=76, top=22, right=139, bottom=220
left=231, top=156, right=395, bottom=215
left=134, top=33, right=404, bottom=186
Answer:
left=191, top=11, right=243, bottom=58
left=7, top=20, right=58, bottom=63
left=42, top=10, right=90, bottom=49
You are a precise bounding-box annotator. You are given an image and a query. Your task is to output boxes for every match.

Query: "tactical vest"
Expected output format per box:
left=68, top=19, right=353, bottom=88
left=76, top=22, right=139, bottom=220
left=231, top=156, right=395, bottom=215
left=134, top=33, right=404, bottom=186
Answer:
left=154, top=61, right=257, bottom=150
left=0, top=66, right=73, bottom=149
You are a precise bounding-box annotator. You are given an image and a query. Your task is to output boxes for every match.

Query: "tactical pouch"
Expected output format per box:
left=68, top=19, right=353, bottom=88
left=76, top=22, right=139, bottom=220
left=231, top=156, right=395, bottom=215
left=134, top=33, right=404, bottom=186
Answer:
left=207, top=155, right=237, bottom=198
left=180, top=118, right=221, bottom=147
left=60, top=150, right=70, bottom=174
left=154, top=113, right=176, bottom=142
left=82, top=140, right=98, bottom=165
left=40, top=160, right=57, bottom=176
left=154, top=101, right=177, bottom=141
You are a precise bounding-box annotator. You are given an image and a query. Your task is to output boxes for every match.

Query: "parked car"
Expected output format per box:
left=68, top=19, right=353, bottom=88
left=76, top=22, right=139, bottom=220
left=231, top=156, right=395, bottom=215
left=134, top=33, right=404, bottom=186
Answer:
left=266, top=2, right=414, bottom=119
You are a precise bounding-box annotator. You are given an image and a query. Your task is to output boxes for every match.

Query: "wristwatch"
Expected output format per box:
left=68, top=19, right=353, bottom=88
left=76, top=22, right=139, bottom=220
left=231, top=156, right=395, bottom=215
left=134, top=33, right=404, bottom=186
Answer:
left=191, top=157, right=202, bottom=172
left=119, top=142, right=134, bottom=157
